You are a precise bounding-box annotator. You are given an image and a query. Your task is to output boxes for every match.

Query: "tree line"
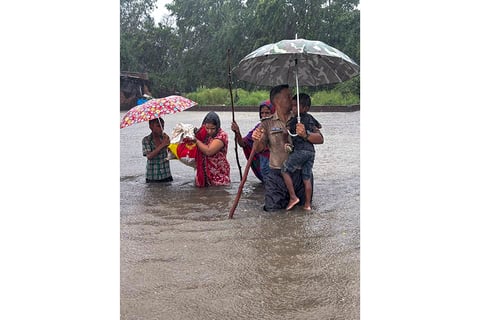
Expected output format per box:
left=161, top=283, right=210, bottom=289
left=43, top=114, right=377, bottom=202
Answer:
left=120, top=0, right=360, bottom=97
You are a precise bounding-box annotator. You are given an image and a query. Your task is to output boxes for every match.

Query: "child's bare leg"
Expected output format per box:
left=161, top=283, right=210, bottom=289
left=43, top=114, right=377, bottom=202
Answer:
left=282, top=172, right=299, bottom=210
left=303, top=179, right=312, bottom=211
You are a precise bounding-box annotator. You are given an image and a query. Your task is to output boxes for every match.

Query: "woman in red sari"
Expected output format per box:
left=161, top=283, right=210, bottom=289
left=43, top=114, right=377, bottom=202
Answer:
left=194, top=111, right=231, bottom=187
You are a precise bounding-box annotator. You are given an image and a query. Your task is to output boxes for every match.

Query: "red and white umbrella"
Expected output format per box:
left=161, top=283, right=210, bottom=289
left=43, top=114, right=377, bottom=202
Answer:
left=120, top=95, right=197, bottom=129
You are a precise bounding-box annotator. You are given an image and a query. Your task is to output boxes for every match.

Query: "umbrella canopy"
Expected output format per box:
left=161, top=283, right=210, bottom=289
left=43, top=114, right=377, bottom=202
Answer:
left=233, top=38, right=359, bottom=87
left=120, top=95, right=197, bottom=129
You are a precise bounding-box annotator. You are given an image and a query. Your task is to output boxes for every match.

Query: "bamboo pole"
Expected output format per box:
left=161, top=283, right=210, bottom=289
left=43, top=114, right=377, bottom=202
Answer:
left=229, top=149, right=256, bottom=219
left=227, top=48, right=243, bottom=180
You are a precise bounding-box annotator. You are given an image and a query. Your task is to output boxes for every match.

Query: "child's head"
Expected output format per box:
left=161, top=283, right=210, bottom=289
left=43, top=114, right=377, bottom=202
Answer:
left=292, top=93, right=311, bottom=114
left=149, top=117, right=165, bottom=133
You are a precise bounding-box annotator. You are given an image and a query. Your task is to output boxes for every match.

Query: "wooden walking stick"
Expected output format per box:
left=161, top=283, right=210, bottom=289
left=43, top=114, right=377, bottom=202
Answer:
left=229, top=149, right=256, bottom=219
left=227, top=48, right=242, bottom=180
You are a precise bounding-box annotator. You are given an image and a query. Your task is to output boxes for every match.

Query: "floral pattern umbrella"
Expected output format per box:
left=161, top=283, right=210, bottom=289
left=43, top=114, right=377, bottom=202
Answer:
left=233, top=38, right=359, bottom=86
left=120, top=95, right=197, bottom=129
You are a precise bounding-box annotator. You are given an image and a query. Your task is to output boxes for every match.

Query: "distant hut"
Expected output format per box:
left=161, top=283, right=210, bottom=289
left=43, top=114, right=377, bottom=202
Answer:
left=120, top=71, right=152, bottom=110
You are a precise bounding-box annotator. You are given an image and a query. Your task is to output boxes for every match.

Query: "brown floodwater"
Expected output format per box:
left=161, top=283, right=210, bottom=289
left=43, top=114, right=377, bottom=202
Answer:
left=120, top=111, right=360, bottom=320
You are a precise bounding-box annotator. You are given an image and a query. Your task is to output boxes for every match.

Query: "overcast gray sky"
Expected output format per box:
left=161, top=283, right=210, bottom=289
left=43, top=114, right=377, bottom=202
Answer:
left=153, top=0, right=172, bottom=22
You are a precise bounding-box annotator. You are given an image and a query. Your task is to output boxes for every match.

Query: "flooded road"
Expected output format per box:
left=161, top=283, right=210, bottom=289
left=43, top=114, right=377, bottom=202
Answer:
left=120, top=111, right=360, bottom=319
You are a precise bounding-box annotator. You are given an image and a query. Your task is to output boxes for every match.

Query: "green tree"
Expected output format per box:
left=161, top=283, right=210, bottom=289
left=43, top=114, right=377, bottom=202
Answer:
left=120, top=0, right=360, bottom=98
left=120, top=0, right=157, bottom=72
left=121, top=0, right=182, bottom=95
left=166, top=0, right=250, bottom=91
left=120, top=0, right=157, bottom=33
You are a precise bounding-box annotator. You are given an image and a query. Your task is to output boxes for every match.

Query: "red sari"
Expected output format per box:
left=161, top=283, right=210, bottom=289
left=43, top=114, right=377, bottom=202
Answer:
left=195, top=126, right=231, bottom=187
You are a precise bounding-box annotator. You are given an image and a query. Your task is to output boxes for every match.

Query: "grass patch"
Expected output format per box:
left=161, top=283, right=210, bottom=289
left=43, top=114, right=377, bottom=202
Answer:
left=185, top=87, right=359, bottom=106
left=311, top=91, right=360, bottom=106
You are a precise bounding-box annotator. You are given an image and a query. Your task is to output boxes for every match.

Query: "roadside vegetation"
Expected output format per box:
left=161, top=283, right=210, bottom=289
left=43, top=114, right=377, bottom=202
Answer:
left=186, top=77, right=360, bottom=106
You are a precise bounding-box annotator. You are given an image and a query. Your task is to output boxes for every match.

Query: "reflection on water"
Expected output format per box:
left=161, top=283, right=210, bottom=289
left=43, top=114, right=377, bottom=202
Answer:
left=121, top=111, right=359, bottom=320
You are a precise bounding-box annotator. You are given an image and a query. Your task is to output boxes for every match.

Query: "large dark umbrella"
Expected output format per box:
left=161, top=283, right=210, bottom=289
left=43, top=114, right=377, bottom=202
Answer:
left=233, top=38, right=359, bottom=85
left=229, top=38, right=360, bottom=218
left=233, top=38, right=359, bottom=120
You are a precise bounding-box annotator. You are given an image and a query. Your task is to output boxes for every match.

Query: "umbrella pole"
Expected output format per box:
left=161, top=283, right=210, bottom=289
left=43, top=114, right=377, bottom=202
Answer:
left=157, top=117, right=163, bottom=130
left=295, top=60, right=301, bottom=123
left=227, top=48, right=243, bottom=180
left=288, top=62, right=301, bottom=137
left=229, top=149, right=256, bottom=219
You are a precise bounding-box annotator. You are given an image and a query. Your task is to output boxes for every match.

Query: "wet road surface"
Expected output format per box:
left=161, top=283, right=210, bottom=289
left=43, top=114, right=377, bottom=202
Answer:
left=120, top=111, right=359, bottom=319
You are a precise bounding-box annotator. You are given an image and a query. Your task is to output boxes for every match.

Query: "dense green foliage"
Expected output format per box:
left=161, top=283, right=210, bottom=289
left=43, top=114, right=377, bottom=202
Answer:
left=120, top=0, right=360, bottom=103
left=185, top=87, right=359, bottom=106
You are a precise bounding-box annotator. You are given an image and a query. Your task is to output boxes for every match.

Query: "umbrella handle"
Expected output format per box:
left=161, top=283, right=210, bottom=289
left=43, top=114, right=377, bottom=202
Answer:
left=295, top=66, right=301, bottom=123
left=288, top=66, right=300, bottom=137
left=157, top=117, right=163, bottom=130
